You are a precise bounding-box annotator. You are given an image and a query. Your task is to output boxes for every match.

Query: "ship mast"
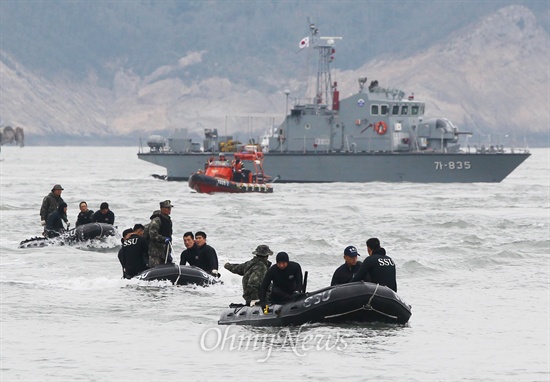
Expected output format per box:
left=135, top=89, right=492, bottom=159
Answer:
left=308, top=21, right=341, bottom=110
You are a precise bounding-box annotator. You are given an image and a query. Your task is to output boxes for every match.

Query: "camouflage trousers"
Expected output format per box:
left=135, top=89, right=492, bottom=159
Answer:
left=149, top=254, right=173, bottom=268
left=148, top=255, right=165, bottom=268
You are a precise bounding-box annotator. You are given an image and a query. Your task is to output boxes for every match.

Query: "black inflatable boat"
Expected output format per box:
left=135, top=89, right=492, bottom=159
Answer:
left=18, top=223, right=117, bottom=248
left=218, top=282, right=411, bottom=326
left=134, top=263, right=220, bottom=286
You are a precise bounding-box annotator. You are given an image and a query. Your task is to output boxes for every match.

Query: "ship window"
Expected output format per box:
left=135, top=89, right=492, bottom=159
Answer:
left=381, top=105, right=389, bottom=115
left=371, top=104, right=379, bottom=115
left=401, top=105, right=408, bottom=115
left=420, top=105, right=425, bottom=115
left=392, top=105, right=399, bottom=115
left=411, top=105, right=419, bottom=115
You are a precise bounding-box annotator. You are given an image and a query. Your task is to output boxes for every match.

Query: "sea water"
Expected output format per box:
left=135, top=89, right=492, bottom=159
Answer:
left=0, top=146, right=548, bottom=381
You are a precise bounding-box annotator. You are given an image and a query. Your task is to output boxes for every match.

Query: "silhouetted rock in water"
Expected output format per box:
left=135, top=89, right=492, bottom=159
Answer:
left=0, top=125, right=25, bottom=147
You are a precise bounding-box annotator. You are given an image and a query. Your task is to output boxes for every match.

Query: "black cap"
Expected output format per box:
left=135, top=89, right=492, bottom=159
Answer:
left=276, top=252, right=289, bottom=263
left=344, top=245, right=360, bottom=257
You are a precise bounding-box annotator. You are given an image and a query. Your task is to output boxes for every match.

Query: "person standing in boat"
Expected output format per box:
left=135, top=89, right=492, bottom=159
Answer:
left=195, top=231, right=219, bottom=277
left=224, top=244, right=273, bottom=306
left=118, top=228, right=149, bottom=279
left=45, top=202, right=68, bottom=238
left=40, top=184, right=67, bottom=227
left=351, top=238, right=397, bottom=292
left=148, top=200, right=174, bottom=267
left=231, top=157, right=243, bottom=182
left=75, top=201, right=94, bottom=227
left=180, top=231, right=200, bottom=266
left=259, top=252, right=303, bottom=306
left=92, top=202, right=115, bottom=225
left=331, top=245, right=363, bottom=286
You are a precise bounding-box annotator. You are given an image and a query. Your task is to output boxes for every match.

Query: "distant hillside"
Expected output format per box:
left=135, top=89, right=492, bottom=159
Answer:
left=0, top=2, right=548, bottom=146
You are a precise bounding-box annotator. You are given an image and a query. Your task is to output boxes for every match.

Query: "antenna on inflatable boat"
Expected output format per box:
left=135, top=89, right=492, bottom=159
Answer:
left=302, top=271, right=308, bottom=293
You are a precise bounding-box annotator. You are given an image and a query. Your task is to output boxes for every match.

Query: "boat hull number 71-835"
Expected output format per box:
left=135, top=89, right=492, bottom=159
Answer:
left=434, top=161, right=471, bottom=170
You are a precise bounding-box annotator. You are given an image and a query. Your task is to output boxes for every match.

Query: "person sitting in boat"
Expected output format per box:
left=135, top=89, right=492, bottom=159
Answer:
left=331, top=245, right=363, bottom=286
left=45, top=202, right=69, bottom=238
left=180, top=231, right=200, bottom=266
left=75, top=201, right=94, bottom=227
left=232, top=157, right=243, bottom=182
left=92, top=202, right=115, bottom=225
left=224, top=244, right=273, bottom=306
left=351, top=238, right=397, bottom=292
left=195, top=231, right=220, bottom=277
left=118, top=227, right=149, bottom=279
left=259, top=252, right=303, bottom=306
left=218, top=153, right=228, bottom=163
left=204, top=156, right=214, bottom=170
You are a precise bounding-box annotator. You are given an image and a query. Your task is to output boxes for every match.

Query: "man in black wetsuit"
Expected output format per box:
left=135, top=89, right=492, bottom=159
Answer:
left=92, top=202, right=115, bottom=225
left=118, top=228, right=149, bottom=279
left=331, top=245, right=363, bottom=286
left=259, top=252, right=303, bottom=306
left=351, top=238, right=397, bottom=292
left=76, top=201, right=94, bottom=226
left=180, top=231, right=200, bottom=266
left=195, top=231, right=219, bottom=277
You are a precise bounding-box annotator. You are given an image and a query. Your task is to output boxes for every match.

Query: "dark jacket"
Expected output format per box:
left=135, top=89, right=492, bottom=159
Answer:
left=76, top=209, right=94, bottom=227
left=351, top=248, right=397, bottom=292
left=180, top=243, right=200, bottom=266
left=259, top=261, right=303, bottom=304
left=45, top=209, right=67, bottom=237
left=197, top=243, right=218, bottom=275
left=225, top=256, right=272, bottom=303
left=92, top=210, right=115, bottom=225
left=118, top=234, right=149, bottom=279
left=331, top=261, right=363, bottom=286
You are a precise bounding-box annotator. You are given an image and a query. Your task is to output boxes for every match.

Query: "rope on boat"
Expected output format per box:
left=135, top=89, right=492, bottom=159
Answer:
left=323, top=283, right=398, bottom=320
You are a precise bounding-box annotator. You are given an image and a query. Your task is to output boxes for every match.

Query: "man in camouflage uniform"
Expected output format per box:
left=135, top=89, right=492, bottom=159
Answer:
left=147, top=200, right=173, bottom=267
left=40, top=184, right=68, bottom=228
left=224, top=244, right=273, bottom=306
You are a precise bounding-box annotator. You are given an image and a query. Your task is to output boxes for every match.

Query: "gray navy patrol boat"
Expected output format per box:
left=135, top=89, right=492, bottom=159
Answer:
left=138, top=22, right=530, bottom=183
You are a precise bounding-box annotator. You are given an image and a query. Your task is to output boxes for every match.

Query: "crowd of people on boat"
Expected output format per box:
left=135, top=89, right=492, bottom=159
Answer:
left=38, top=184, right=398, bottom=308
left=39, top=184, right=115, bottom=238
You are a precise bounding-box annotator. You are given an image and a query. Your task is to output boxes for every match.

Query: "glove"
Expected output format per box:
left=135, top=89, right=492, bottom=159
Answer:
left=249, top=299, right=259, bottom=307
left=165, top=237, right=171, bottom=244
left=224, top=263, right=231, bottom=270
left=211, top=269, right=221, bottom=278
left=41, top=220, right=46, bottom=226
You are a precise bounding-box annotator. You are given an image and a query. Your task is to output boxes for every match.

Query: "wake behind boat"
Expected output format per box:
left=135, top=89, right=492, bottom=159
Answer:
left=134, top=263, right=221, bottom=286
left=188, top=147, right=273, bottom=193
left=137, top=21, right=529, bottom=183
left=218, top=282, right=412, bottom=326
left=18, top=222, right=117, bottom=248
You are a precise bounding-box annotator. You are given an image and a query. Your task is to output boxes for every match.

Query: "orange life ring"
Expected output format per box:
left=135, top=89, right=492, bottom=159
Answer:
left=374, top=121, right=388, bottom=135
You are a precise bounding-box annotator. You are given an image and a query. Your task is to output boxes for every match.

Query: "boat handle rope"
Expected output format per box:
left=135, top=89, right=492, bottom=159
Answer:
left=323, top=284, right=398, bottom=320
left=166, top=241, right=182, bottom=285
